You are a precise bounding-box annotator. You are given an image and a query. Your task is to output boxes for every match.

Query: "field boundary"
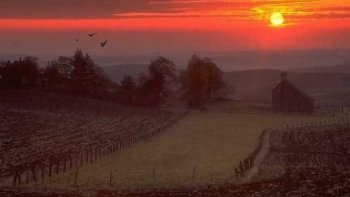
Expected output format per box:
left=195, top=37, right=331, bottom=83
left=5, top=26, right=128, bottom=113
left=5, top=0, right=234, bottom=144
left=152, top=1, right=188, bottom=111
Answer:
left=232, top=128, right=269, bottom=182
left=240, top=130, right=271, bottom=183
left=0, top=109, right=190, bottom=188
left=233, top=116, right=350, bottom=184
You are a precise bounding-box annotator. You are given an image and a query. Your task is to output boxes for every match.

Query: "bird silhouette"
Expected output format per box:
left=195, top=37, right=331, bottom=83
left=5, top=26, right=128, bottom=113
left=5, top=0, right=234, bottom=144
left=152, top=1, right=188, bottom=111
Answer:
left=101, top=40, right=108, bottom=47
left=89, top=33, right=97, bottom=37
left=76, top=39, right=79, bottom=42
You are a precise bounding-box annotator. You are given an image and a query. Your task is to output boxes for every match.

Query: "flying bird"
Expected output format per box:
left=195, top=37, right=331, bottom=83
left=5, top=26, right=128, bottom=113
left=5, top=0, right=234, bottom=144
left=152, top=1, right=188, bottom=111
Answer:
left=89, top=33, right=97, bottom=37
left=101, top=40, right=108, bottom=47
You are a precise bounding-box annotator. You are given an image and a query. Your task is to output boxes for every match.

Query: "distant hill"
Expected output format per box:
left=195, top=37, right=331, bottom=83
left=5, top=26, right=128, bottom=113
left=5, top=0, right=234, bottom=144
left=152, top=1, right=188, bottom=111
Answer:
left=224, top=69, right=350, bottom=105
left=209, top=50, right=350, bottom=71
left=3, top=49, right=349, bottom=71
left=102, top=64, right=350, bottom=105
left=102, top=64, right=148, bottom=83
left=291, top=64, right=350, bottom=73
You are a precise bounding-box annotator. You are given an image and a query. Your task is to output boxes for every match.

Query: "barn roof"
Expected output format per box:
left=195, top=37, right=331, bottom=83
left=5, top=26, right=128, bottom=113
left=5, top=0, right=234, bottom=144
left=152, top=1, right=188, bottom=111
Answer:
left=273, top=79, right=314, bottom=102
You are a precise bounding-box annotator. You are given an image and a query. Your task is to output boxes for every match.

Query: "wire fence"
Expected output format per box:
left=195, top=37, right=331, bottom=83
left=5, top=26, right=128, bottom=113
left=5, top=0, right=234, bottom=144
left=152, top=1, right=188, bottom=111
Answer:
left=2, top=104, right=350, bottom=189
left=0, top=110, right=190, bottom=187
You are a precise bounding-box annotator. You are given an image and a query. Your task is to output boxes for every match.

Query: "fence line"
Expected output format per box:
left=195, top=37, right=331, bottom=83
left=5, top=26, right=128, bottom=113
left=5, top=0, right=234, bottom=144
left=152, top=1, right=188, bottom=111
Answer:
left=234, top=113, right=350, bottom=180
left=1, top=110, right=190, bottom=187
left=234, top=128, right=268, bottom=180
left=2, top=109, right=349, bottom=188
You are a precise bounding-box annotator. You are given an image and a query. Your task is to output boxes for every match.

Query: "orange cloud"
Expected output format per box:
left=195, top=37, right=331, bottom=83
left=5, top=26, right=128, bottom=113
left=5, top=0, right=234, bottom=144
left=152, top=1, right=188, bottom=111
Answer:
left=0, top=18, right=252, bottom=32
left=111, top=0, right=350, bottom=27
left=1, top=0, right=350, bottom=31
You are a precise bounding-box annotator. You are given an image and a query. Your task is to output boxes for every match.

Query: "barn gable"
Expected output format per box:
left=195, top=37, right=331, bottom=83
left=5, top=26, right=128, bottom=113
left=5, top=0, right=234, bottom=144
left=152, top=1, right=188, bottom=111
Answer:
left=272, top=73, right=314, bottom=114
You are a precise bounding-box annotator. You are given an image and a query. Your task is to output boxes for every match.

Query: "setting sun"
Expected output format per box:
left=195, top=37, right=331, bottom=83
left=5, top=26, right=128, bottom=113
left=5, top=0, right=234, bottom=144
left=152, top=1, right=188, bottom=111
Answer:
left=270, top=12, right=285, bottom=26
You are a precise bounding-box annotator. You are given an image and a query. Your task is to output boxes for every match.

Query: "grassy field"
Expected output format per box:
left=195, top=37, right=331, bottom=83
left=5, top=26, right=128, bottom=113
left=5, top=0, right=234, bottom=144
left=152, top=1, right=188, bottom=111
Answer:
left=37, top=110, right=332, bottom=190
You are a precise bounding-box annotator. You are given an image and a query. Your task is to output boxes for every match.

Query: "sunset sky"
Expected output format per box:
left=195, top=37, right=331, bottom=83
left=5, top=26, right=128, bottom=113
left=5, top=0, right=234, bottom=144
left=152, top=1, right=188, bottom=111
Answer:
left=0, top=0, right=350, bottom=56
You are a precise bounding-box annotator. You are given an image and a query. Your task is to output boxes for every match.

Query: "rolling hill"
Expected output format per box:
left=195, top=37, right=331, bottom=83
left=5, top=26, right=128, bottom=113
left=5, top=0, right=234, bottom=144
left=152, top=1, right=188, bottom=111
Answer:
left=103, top=64, right=148, bottom=83
left=291, top=63, right=350, bottom=73
left=224, top=69, right=350, bottom=105
left=102, top=64, right=350, bottom=105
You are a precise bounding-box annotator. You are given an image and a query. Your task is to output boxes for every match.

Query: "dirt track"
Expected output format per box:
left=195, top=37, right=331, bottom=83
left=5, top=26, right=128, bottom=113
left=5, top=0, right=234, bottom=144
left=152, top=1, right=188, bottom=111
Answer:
left=240, top=130, right=271, bottom=183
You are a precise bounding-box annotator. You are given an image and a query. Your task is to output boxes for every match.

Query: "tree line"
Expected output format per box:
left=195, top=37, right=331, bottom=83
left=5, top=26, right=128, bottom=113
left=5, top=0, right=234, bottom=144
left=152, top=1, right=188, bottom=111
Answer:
left=0, top=50, right=227, bottom=108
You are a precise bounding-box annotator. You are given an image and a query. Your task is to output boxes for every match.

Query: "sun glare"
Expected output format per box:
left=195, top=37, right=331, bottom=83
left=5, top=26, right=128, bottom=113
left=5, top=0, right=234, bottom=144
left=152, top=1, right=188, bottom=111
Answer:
left=270, top=12, right=285, bottom=27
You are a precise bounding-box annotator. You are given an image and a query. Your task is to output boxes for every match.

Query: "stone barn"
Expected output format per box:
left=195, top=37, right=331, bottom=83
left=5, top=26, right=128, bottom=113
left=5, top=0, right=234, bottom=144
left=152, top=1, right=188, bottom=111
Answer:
left=272, top=73, right=314, bottom=114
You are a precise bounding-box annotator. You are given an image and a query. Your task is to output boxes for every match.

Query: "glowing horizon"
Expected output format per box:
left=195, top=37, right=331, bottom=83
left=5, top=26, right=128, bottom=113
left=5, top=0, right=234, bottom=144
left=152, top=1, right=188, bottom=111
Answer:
left=0, top=0, right=349, bottom=54
left=0, top=0, right=349, bottom=27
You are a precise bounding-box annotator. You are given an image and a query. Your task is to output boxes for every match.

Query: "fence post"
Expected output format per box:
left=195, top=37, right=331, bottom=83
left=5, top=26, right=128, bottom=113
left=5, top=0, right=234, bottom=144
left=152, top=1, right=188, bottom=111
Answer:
left=90, top=150, right=93, bottom=164
left=70, top=158, right=73, bottom=169
left=18, top=173, right=22, bottom=185
left=86, top=151, right=89, bottom=164
left=41, top=165, right=45, bottom=180
left=239, top=161, right=243, bottom=175
left=32, top=167, right=37, bottom=183
left=80, top=153, right=83, bottom=167
left=26, top=171, right=30, bottom=184
left=56, top=161, right=60, bottom=174
left=63, top=158, right=67, bottom=172
left=153, top=167, right=156, bottom=185
left=49, top=164, right=52, bottom=177
left=235, top=168, right=239, bottom=180
left=192, top=165, right=197, bottom=183
left=109, top=172, right=113, bottom=186
left=74, top=169, right=78, bottom=187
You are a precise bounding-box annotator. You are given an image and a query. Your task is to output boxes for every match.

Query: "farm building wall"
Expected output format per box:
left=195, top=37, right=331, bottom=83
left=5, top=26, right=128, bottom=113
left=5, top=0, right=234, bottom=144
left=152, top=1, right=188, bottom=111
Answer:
left=272, top=73, right=314, bottom=114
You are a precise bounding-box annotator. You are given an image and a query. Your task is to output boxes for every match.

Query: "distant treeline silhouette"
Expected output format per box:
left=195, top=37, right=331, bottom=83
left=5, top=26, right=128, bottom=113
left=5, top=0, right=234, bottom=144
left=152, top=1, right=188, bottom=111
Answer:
left=0, top=50, right=227, bottom=107
left=184, top=55, right=227, bottom=108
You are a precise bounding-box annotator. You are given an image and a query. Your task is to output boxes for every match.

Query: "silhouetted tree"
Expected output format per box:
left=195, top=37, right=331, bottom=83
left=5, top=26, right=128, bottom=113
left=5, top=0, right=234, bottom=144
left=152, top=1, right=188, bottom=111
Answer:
left=21, top=57, right=40, bottom=85
left=0, top=61, right=6, bottom=87
left=136, top=73, right=148, bottom=89
left=50, top=49, right=108, bottom=97
left=119, top=75, right=136, bottom=104
left=40, top=49, right=116, bottom=100
left=203, top=57, right=225, bottom=99
left=51, top=56, right=73, bottom=81
left=0, top=57, right=40, bottom=87
left=43, top=64, right=60, bottom=86
left=136, top=57, right=176, bottom=106
left=186, top=55, right=225, bottom=107
left=149, top=57, right=176, bottom=94
left=41, top=57, right=73, bottom=90
left=178, top=70, right=188, bottom=90
left=71, top=50, right=93, bottom=93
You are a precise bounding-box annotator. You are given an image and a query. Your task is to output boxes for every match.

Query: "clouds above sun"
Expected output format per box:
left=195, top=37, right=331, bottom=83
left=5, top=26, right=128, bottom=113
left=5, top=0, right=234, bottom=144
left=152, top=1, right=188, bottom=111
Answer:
left=117, top=0, right=350, bottom=24
left=0, top=0, right=349, bottom=54
left=0, top=0, right=350, bottom=22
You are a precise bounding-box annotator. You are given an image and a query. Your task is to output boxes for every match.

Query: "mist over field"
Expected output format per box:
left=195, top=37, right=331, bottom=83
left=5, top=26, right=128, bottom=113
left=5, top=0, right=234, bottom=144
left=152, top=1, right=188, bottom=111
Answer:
left=1, top=0, right=350, bottom=196
left=2, top=49, right=350, bottom=72
left=2, top=56, right=350, bottom=195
